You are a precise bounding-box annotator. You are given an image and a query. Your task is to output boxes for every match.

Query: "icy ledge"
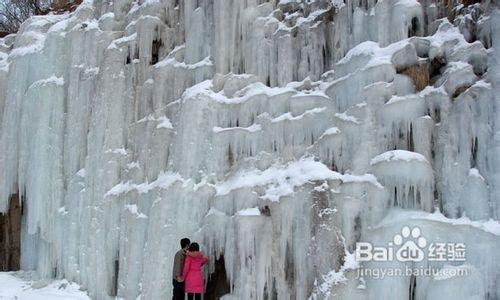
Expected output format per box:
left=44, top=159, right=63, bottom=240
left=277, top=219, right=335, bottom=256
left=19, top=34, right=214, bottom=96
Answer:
left=377, top=208, right=500, bottom=236
left=216, top=157, right=382, bottom=202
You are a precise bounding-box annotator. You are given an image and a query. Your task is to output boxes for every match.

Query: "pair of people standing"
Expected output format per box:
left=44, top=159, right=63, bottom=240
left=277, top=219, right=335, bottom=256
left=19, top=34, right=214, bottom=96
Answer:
left=172, top=238, right=209, bottom=300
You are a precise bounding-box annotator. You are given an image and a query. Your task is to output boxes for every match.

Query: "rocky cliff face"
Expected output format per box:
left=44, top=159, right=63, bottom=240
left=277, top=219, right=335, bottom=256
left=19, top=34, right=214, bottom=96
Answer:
left=0, top=0, right=499, bottom=299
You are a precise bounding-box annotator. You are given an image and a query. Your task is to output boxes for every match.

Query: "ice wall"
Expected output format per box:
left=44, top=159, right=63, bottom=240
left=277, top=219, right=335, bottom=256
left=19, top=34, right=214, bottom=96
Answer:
left=0, top=0, right=499, bottom=299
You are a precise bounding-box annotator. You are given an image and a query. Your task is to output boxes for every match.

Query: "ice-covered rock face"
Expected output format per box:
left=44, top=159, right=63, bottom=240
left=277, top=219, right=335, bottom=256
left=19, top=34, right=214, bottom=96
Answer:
left=0, top=0, right=499, bottom=299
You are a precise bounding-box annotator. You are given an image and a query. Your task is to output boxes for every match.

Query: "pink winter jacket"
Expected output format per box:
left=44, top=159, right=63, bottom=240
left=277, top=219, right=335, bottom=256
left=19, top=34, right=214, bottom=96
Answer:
left=182, top=251, right=209, bottom=293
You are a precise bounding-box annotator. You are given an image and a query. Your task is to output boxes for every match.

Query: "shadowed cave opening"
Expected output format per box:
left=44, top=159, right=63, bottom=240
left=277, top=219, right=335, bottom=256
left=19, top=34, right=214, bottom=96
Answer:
left=205, top=255, right=231, bottom=299
left=408, top=17, right=420, bottom=37
left=0, top=194, right=22, bottom=271
left=151, top=39, right=162, bottom=65
left=111, top=255, right=119, bottom=297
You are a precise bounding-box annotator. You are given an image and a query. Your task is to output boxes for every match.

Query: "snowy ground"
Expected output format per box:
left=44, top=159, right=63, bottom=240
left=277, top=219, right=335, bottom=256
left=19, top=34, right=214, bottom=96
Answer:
left=0, top=0, right=498, bottom=298
left=0, top=272, right=90, bottom=300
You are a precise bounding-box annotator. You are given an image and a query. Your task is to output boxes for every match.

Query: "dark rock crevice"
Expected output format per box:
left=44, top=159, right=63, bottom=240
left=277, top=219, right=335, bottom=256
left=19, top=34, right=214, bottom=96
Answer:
left=0, top=194, right=22, bottom=271
left=205, top=255, right=231, bottom=300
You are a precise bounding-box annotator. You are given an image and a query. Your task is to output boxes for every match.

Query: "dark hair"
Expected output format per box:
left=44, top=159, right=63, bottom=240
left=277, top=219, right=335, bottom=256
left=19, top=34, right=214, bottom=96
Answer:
left=180, top=238, right=190, bottom=249
left=189, top=242, right=200, bottom=252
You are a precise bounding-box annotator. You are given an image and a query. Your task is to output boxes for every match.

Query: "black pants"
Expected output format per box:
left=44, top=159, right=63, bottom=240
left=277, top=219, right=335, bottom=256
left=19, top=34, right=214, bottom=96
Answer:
left=187, top=293, right=202, bottom=300
left=172, top=279, right=184, bottom=300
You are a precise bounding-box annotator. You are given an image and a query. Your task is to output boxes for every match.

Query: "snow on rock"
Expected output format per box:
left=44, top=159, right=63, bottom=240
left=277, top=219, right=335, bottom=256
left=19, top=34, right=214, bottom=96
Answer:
left=370, top=149, right=429, bottom=165
left=29, top=76, right=65, bottom=88
left=104, top=148, right=127, bottom=155
left=213, top=124, right=262, bottom=133
left=271, top=107, right=326, bottom=123
left=378, top=208, right=500, bottom=236
left=459, top=168, right=490, bottom=220
left=156, top=116, right=174, bottom=129
left=311, top=251, right=359, bottom=298
left=0, top=0, right=498, bottom=299
left=215, top=157, right=343, bottom=201
left=334, top=112, right=360, bottom=124
left=321, top=127, right=341, bottom=136
left=155, top=55, right=213, bottom=70
left=105, top=172, right=183, bottom=197
left=336, top=40, right=418, bottom=75
left=436, top=61, right=479, bottom=96
left=371, top=150, right=434, bottom=211
left=124, top=204, right=148, bottom=219
left=235, top=207, right=261, bottom=216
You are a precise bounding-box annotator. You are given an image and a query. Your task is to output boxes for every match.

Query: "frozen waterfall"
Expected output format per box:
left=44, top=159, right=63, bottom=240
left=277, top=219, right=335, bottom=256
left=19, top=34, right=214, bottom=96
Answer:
left=0, top=0, right=500, bottom=299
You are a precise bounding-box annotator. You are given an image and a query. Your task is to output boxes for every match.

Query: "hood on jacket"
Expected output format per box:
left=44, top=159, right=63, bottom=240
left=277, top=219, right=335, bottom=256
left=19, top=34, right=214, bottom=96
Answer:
left=187, top=251, right=203, bottom=259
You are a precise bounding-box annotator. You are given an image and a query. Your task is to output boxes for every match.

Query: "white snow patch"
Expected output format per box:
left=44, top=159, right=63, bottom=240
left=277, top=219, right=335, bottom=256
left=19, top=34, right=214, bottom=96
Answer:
left=105, top=148, right=127, bottom=155
left=379, top=209, right=500, bottom=235
left=76, top=168, right=86, bottom=178
left=9, top=32, right=46, bottom=58
left=29, top=76, right=65, bottom=89
left=107, top=33, right=137, bottom=50
left=155, top=56, right=213, bottom=69
left=182, top=81, right=296, bottom=105
left=99, top=12, right=115, bottom=21
left=236, top=207, right=261, bottom=216
left=216, top=158, right=382, bottom=201
left=105, top=172, right=183, bottom=197
left=385, top=94, right=420, bottom=105
left=319, top=127, right=341, bottom=139
left=337, top=40, right=410, bottom=69
left=395, top=0, right=421, bottom=8
left=58, top=206, right=68, bottom=216
left=213, top=124, right=262, bottom=133
left=216, top=158, right=342, bottom=201
left=126, top=161, right=140, bottom=170
left=314, top=251, right=359, bottom=297
left=124, top=204, right=148, bottom=219
left=470, top=79, right=491, bottom=89
left=419, top=85, right=447, bottom=97
left=156, top=116, right=174, bottom=129
left=206, top=207, right=226, bottom=217
left=84, top=67, right=99, bottom=76
left=272, top=107, right=326, bottom=123
left=468, top=168, right=485, bottom=181
left=0, top=272, right=90, bottom=299
left=371, top=150, right=429, bottom=165
left=334, top=112, right=359, bottom=124
left=342, top=173, right=384, bottom=189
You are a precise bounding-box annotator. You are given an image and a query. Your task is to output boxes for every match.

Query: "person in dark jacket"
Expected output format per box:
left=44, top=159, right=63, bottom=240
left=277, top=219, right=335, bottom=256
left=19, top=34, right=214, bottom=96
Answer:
left=172, top=238, right=190, bottom=300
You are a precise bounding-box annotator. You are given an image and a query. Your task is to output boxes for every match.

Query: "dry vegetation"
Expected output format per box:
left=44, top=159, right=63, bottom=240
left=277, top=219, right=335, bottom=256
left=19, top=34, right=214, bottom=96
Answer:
left=400, top=63, right=430, bottom=92
left=0, top=0, right=51, bottom=33
left=0, top=0, right=81, bottom=34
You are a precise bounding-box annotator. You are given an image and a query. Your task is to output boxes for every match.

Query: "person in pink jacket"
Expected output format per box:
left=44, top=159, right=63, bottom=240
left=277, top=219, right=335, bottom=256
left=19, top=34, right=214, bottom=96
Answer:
left=182, top=242, right=209, bottom=300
